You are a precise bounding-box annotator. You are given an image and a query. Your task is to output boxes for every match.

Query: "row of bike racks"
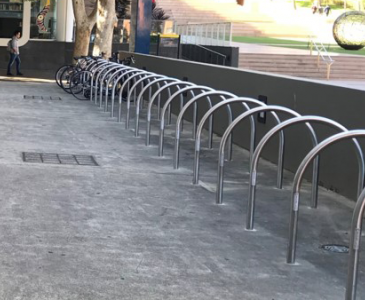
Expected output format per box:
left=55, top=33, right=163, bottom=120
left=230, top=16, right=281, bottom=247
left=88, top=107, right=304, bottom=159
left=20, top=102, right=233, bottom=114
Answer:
left=65, top=58, right=365, bottom=300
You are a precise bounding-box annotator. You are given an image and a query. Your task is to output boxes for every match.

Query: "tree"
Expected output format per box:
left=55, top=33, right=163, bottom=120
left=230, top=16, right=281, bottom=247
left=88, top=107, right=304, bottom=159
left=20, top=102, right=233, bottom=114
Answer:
left=72, top=0, right=97, bottom=58
left=293, top=0, right=296, bottom=9
left=358, top=0, right=364, bottom=10
left=92, top=0, right=118, bottom=58
left=151, top=1, right=170, bottom=33
left=116, top=0, right=131, bottom=19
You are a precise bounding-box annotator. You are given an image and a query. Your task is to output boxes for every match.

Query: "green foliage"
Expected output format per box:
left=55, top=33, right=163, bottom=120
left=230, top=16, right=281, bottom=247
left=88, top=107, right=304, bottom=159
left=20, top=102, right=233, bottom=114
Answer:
left=296, top=0, right=365, bottom=10
left=232, top=35, right=365, bottom=55
left=116, top=0, right=130, bottom=19
left=152, top=2, right=169, bottom=20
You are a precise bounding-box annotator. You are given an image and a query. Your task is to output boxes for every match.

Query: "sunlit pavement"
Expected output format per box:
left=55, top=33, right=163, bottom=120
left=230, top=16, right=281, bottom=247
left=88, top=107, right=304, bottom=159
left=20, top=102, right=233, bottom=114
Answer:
left=0, top=79, right=361, bottom=299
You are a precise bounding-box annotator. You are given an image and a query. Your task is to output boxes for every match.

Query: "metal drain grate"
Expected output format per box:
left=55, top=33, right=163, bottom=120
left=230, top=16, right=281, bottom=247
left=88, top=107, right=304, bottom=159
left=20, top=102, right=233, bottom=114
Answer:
left=320, top=244, right=349, bottom=254
left=24, top=95, right=62, bottom=100
left=22, top=152, right=98, bottom=166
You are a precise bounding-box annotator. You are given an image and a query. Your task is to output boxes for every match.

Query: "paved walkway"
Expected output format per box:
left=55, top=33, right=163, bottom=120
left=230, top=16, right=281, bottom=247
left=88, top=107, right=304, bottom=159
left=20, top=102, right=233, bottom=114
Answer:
left=0, top=79, right=362, bottom=299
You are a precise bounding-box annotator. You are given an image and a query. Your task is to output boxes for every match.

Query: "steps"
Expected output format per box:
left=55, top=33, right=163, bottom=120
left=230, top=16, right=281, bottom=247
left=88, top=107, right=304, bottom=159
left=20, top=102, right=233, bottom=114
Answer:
left=232, top=22, right=313, bottom=38
left=157, top=0, right=331, bottom=38
left=157, top=0, right=273, bottom=23
left=239, top=53, right=365, bottom=80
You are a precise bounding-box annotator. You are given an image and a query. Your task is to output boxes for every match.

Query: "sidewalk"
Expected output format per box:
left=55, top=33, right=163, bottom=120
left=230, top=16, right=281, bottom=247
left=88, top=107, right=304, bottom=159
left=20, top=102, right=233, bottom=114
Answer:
left=0, top=79, right=361, bottom=299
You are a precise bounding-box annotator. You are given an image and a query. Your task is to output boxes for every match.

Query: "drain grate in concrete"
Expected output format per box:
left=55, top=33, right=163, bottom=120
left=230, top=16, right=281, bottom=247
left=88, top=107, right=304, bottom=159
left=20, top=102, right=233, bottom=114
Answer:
left=24, top=95, right=62, bottom=100
left=320, top=244, right=349, bottom=254
left=22, top=152, right=98, bottom=166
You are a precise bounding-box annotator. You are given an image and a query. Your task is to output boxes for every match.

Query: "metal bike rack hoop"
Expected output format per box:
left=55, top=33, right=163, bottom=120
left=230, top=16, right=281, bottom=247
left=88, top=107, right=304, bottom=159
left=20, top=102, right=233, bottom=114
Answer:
left=110, top=69, right=145, bottom=118
left=125, top=74, right=166, bottom=129
left=134, top=77, right=180, bottom=137
left=287, top=130, right=365, bottom=267
left=99, top=65, right=128, bottom=109
left=193, top=97, right=268, bottom=185
left=173, top=90, right=238, bottom=170
left=117, top=70, right=156, bottom=123
left=103, top=66, right=134, bottom=113
left=146, top=81, right=196, bottom=146
left=216, top=105, right=318, bottom=205
left=158, top=85, right=214, bottom=157
left=248, top=116, right=364, bottom=232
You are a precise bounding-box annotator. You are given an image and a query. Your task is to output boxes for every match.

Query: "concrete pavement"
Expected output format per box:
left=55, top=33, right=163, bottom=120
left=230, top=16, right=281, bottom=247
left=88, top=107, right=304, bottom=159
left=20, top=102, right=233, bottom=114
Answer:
left=0, top=79, right=362, bottom=299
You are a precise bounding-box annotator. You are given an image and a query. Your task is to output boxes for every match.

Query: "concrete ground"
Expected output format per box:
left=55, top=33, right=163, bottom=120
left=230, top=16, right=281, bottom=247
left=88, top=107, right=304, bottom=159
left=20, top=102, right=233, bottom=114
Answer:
left=0, top=78, right=363, bottom=299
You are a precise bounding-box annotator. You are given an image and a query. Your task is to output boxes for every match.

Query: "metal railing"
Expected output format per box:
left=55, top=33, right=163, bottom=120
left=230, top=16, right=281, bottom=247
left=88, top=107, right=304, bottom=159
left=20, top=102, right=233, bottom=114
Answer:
left=175, top=22, right=232, bottom=46
left=182, top=44, right=227, bottom=66
left=309, top=36, right=334, bottom=80
left=57, top=56, right=365, bottom=300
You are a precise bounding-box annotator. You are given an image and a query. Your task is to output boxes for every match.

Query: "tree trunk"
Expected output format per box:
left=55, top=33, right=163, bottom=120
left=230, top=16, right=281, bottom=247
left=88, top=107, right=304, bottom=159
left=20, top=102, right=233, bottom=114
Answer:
left=293, top=0, right=296, bottom=9
left=93, top=0, right=117, bottom=58
left=358, top=0, right=364, bottom=10
left=72, top=0, right=97, bottom=58
left=129, top=0, right=137, bottom=52
left=74, top=25, right=92, bottom=57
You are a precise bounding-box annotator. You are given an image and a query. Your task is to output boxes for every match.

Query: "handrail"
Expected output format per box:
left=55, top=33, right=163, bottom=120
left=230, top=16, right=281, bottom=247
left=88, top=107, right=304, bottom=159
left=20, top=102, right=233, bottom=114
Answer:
left=194, top=45, right=226, bottom=58
left=192, top=44, right=227, bottom=66
left=309, top=35, right=334, bottom=80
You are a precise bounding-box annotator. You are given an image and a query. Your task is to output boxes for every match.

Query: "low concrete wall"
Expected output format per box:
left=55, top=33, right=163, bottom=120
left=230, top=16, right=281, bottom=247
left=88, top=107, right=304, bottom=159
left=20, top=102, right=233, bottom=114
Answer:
left=0, top=41, right=129, bottom=70
left=120, top=51, right=365, bottom=200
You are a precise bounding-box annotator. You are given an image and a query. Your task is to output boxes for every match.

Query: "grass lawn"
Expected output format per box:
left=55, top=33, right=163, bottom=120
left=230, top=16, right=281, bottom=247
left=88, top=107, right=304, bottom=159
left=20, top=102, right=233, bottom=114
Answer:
left=295, top=0, right=362, bottom=10
left=232, top=36, right=365, bottom=56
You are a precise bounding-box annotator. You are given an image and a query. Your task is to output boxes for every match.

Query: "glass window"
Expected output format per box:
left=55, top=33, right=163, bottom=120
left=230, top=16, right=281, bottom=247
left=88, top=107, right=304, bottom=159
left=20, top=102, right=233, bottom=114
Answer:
left=30, top=0, right=57, bottom=39
left=0, top=0, right=23, bottom=38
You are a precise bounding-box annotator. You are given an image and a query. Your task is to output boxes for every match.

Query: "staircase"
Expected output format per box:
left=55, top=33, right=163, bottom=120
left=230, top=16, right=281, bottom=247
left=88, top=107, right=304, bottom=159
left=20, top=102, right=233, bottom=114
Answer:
left=157, top=0, right=257, bottom=23
left=232, top=23, right=312, bottom=38
left=239, top=53, right=365, bottom=80
left=157, top=0, right=324, bottom=38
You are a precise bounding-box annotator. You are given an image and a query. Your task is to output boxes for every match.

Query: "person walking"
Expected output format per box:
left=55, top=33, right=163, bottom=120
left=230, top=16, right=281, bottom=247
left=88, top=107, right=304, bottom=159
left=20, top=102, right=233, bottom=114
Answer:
left=6, top=30, right=23, bottom=76
left=312, top=0, right=318, bottom=14
left=324, top=5, right=331, bottom=16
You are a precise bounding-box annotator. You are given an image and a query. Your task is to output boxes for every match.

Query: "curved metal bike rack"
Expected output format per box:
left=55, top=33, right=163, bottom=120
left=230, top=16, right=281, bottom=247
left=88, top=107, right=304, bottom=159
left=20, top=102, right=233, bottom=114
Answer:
left=110, top=69, right=144, bottom=118
left=117, top=70, right=155, bottom=123
left=173, top=91, right=239, bottom=169
left=126, top=74, right=167, bottom=129
left=158, top=86, right=214, bottom=157
left=60, top=62, right=365, bottom=299
left=347, top=183, right=365, bottom=300
left=248, top=116, right=364, bottom=231
left=193, top=97, right=269, bottom=185
left=103, top=66, right=134, bottom=113
left=87, top=59, right=106, bottom=73
left=134, top=77, right=180, bottom=137
left=94, top=62, right=120, bottom=104
left=99, top=65, right=129, bottom=110
left=83, top=60, right=102, bottom=78
left=90, top=61, right=115, bottom=103
left=146, top=81, right=197, bottom=146
left=287, top=130, right=365, bottom=266
left=88, top=61, right=109, bottom=102
left=216, top=105, right=319, bottom=205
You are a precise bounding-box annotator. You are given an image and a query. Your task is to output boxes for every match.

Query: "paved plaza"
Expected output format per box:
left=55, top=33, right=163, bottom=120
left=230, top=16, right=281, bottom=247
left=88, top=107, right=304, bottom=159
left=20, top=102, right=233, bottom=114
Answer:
left=0, top=79, right=362, bottom=299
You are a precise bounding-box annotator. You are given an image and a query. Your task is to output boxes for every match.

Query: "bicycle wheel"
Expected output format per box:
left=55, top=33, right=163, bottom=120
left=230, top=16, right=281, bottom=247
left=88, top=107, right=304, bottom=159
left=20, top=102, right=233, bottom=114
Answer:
left=60, top=66, right=76, bottom=93
left=55, top=65, right=71, bottom=87
left=70, top=71, right=92, bottom=100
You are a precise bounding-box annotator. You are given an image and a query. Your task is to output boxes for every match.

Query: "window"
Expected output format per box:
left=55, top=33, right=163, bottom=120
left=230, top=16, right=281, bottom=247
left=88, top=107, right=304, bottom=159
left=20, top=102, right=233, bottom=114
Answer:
left=30, top=0, right=57, bottom=39
left=0, top=0, right=23, bottom=38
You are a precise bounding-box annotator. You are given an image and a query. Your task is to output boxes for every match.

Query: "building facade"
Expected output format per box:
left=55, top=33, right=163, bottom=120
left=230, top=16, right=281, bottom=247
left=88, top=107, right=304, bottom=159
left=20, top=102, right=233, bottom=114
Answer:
left=0, top=0, right=74, bottom=47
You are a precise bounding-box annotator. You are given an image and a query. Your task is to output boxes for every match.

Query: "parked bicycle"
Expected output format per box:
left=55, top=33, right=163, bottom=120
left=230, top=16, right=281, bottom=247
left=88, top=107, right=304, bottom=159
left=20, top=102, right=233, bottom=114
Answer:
left=56, top=53, right=136, bottom=101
